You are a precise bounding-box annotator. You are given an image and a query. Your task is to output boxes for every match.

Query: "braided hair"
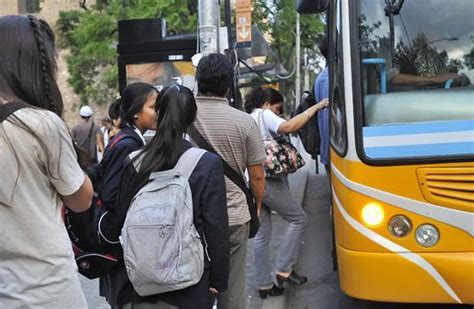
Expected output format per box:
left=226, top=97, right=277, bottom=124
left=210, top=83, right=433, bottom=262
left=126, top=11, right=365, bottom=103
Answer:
left=26, top=15, right=63, bottom=116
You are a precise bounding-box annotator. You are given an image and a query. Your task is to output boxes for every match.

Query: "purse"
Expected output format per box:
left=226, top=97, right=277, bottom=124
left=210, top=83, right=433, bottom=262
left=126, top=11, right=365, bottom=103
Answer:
left=259, top=111, right=305, bottom=177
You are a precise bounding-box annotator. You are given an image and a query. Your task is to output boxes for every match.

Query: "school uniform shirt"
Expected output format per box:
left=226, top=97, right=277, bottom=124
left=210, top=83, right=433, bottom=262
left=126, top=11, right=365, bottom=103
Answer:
left=99, top=125, right=145, bottom=301
left=101, top=125, right=145, bottom=208
left=0, top=108, right=87, bottom=308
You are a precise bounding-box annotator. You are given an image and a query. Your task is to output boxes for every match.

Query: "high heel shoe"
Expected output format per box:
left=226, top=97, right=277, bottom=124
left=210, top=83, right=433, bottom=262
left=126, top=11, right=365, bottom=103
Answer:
left=276, top=271, right=308, bottom=287
left=258, top=284, right=285, bottom=299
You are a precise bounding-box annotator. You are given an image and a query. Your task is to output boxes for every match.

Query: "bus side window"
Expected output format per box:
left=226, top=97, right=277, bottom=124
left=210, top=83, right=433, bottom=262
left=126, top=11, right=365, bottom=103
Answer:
left=329, top=0, right=347, bottom=155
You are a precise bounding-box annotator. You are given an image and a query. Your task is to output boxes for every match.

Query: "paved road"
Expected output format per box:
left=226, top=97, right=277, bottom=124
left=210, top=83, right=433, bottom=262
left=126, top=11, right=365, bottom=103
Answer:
left=80, top=154, right=472, bottom=309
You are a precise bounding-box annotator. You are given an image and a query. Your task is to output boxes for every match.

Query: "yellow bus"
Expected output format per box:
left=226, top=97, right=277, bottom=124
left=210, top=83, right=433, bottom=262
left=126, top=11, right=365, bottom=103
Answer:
left=303, top=0, right=474, bottom=304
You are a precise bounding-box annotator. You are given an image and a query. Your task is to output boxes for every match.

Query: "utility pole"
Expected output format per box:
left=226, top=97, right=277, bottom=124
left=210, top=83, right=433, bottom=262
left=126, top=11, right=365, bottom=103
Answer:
left=295, top=13, right=301, bottom=110
left=304, top=48, right=309, bottom=91
left=198, top=0, right=220, bottom=54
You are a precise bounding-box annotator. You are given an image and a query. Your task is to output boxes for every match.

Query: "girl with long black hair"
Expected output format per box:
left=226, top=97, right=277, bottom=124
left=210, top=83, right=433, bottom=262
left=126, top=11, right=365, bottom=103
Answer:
left=0, top=15, right=93, bottom=307
left=98, top=82, right=160, bottom=304
left=106, top=85, right=230, bottom=309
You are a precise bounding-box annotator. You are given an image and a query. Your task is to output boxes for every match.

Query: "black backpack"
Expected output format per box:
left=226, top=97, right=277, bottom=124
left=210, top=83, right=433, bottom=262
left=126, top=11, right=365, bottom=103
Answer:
left=295, top=91, right=321, bottom=159
left=63, top=133, right=132, bottom=279
left=0, top=101, right=121, bottom=279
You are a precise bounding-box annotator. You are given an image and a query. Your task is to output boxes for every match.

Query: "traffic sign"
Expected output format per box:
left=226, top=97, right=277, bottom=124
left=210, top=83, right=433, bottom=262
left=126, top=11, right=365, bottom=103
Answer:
left=236, top=0, right=252, bottom=12
left=236, top=11, right=252, bottom=43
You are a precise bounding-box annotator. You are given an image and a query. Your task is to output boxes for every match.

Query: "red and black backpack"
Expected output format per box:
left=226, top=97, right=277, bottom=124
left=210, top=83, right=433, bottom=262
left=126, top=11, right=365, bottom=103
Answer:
left=63, top=133, right=132, bottom=279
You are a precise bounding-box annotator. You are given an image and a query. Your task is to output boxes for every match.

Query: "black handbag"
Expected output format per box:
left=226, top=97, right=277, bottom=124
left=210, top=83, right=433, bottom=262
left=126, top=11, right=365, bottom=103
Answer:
left=188, top=125, right=260, bottom=238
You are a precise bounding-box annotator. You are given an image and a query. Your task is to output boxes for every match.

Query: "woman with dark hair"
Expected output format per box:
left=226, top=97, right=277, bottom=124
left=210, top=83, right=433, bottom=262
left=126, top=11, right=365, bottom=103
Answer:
left=99, top=82, right=159, bottom=306
left=99, top=82, right=159, bottom=213
left=0, top=15, right=93, bottom=307
left=245, top=87, right=328, bottom=298
left=107, top=99, right=121, bottom=140
left=105, top=85, right=229, bottom=309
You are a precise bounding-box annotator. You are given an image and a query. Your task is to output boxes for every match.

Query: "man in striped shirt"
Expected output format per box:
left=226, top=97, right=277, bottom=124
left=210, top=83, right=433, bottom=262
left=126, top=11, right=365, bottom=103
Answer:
left=194, top=53, right=266, bottom=309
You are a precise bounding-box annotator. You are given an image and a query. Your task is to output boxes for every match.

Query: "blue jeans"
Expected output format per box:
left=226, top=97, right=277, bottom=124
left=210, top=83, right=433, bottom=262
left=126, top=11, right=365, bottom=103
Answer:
left=254, top=176, right=308, bottom=289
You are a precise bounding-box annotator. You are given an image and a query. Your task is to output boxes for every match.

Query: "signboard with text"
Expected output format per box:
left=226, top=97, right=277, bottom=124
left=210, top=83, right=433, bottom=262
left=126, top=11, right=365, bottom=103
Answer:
left=236, top=0, right=252, bottom=47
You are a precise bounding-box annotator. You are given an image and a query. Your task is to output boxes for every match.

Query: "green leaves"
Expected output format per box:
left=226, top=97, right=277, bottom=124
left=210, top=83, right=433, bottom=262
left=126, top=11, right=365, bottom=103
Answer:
left=56, top=0, right=197, bottom=105
left=253, top=0, right=324, bottom=105
left=57, top=0, right=323, bottom=108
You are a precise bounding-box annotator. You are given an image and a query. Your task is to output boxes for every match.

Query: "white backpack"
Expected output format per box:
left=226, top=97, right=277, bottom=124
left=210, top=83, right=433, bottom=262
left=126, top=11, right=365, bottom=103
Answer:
left=121, top=148, right=206, bottom=296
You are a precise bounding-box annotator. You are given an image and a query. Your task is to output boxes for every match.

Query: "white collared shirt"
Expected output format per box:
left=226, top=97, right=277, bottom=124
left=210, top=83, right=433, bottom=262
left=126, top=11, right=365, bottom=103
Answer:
left=130, top=125, right=146, bottom=145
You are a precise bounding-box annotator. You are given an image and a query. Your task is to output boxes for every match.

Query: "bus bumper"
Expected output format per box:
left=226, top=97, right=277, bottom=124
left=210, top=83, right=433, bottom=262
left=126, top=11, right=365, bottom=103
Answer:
left=336, top=245, right=474, bottom=304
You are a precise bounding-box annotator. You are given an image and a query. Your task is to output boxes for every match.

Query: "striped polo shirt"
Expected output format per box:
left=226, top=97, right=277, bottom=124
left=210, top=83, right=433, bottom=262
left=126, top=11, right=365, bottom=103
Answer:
left=194, top=96, right=266, bottom=226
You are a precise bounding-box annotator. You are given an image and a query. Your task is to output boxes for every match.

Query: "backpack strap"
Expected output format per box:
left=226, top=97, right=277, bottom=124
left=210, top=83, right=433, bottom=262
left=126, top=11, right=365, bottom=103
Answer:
left=173, top=148, right=207, bottom=180
left=0, top=101, right=29, bottom=123
left=188, top=125, right=250, bottom=196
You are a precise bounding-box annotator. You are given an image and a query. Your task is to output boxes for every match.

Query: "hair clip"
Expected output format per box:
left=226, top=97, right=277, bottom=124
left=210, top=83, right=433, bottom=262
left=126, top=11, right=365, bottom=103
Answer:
left=169, top=84, right=181, bottom=92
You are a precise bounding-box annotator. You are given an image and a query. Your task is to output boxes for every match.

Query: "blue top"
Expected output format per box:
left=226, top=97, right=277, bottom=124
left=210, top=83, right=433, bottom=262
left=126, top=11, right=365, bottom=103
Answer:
left=314, top=67, right=330, bottom=165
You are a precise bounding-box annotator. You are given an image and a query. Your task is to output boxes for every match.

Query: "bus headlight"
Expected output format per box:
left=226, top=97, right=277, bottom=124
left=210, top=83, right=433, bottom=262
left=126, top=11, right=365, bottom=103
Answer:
left=388, top=215, right=412, bottom=237
left=361, top=203, right=384, bottom=227
left=415, top=224, right=440, bottom=247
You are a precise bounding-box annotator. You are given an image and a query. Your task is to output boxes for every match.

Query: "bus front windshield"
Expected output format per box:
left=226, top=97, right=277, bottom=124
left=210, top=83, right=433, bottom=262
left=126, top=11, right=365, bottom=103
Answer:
left=357, top=0, right=474, bottom=161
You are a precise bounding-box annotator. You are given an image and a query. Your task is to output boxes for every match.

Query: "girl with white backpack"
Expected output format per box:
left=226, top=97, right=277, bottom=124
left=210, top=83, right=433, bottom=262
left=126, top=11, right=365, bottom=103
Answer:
left=113, top=85, right=230, bottom=309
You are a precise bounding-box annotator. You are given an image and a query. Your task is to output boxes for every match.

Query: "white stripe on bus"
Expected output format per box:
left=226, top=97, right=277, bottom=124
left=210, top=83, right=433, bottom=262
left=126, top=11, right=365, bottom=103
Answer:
left=333, top=190, right=462, bottom=303
left=331, top=163, right=474, bottom=236
left=364, top=131, right=474, bottom=147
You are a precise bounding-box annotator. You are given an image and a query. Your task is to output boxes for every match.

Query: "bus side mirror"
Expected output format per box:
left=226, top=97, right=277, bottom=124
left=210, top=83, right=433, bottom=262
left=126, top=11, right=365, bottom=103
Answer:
left=296, top=0, right=329, bottom=14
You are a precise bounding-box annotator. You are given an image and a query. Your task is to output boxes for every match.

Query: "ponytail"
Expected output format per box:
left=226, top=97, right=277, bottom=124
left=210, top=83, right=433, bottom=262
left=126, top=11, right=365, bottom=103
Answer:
left=132, top=85, right=197, bottom=189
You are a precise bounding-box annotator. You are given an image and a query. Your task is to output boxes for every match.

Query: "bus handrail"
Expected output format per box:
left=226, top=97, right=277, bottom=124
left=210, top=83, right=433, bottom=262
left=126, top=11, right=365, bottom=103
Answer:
left=362, top=58, right=387, bottom=94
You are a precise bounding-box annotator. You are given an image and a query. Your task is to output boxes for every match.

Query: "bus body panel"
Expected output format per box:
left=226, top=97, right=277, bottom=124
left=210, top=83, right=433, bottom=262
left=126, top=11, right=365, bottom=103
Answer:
left=331, top=148, right=474, bottom=304
left=336, top=244, right=474, bottom=303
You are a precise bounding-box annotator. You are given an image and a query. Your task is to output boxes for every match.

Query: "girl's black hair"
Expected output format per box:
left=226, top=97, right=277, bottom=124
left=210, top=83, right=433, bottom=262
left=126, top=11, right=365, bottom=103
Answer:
left=0, top=15, right=64, bottom=201
left=108, top=99, right=121, bottom=121
left=119, top=82, right=158, bottom=129
left=0, top=15, right=62, bottom=115
left=132, top=85, right=197, bottom=188
left=244, top=87, right=284, bottom=113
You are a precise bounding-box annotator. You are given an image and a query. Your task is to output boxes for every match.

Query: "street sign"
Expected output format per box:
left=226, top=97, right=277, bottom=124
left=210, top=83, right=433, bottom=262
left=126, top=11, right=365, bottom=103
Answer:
left=236, top=0, right=252, bottom=11
left=236, top=0, right=252, bottom=47
left=236, top=11, right=252, bottom=45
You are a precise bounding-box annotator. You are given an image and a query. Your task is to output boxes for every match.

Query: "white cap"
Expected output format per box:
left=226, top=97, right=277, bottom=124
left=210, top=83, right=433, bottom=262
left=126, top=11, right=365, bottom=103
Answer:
left=79, top=105, right=93, bottom=117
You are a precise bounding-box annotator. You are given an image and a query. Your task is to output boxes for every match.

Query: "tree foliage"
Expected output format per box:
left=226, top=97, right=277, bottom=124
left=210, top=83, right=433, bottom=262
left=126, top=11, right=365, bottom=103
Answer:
left=56, top=0, right=197, bottom=105
left=253, top=0, right=325, bottom=106
left=57, top=0, right=323, bottom=107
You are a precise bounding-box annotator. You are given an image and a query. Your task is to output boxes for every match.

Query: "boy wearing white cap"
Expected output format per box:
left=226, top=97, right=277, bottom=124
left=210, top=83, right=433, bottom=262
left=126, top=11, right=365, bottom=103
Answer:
left=72, top=105, right=104, bottom=163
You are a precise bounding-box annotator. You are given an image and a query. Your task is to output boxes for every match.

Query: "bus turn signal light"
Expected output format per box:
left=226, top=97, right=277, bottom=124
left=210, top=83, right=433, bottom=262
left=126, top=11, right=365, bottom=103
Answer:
left=361, top=203, right=384, bottom=227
